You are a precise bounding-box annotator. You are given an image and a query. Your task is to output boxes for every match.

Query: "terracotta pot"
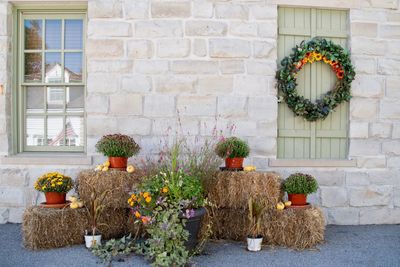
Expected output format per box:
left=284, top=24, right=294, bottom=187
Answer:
left=45, top=192, right=66, bottom=205
left=288, top=193, right=307, bottom=206
left=109, top=157, right=128, bottom=168
left=225, top=157, right=244, bottom=169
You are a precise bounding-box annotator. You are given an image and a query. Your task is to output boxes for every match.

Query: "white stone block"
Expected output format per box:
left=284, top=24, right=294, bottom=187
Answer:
left=248, top=96, right=277, bottom=122
left=185, top=21, right=227, bottom=36
left=124, top=0, right=149, bottom=19
left=370, top=122, right=392, bottom=138
left=152, top=118, right=199, bottom=136
left=193, top=0, right=213, bottom=18
left=155, top=76, right=195, bottom=93
left=387, top=157, right=400, bottom=168
left=193, top=39, right=207, bottom=57
left=87, top=74, right=119, bottom=93
left=349, top=121, right=369, bottom=138
left=380, top=24, right=400, bottom=39
left=117, top=117, right=151, bottom=135
left=0, top=208, right=8, bottom=224
left=135, top=60, right=169, bottom=74
left=88, top=0, right=122, bottom=18
left=87, top=116, right=118, bottom=136
left=356, top=157, right=387, bottom=169
left=246, top=60, right=276, bottom=75
left=386, top=76, right=400, bottom=98
left=157, top=39, right=190, bottom=58
left=380, top=99, right=400, bottom=119
left=197, top=76, right=233, bottom=95
left=360, top=208, right=400, bottom=224
left=230, top=22, right=258, bottom=37
left=0, top=187, right=24, bottom=206
left=349, top=140, right=381, bottom=156
left=378, top=59, right=400, bottom=75
left=215, top=3, right=248, bottom=20
left=0, top=169, right=28, bottom=187
left=171, top=60, right=218, bottom=74
left=177, top=96, right=216, bottom=116
left=346, top=172, right=369, bottom=186
left=220, top=60, right=245, bottom=74
left=309, top=171, right=346, bottom=186
left=326, top=207, right=359, bottom=225
left=350, top=98, right=378, bottom=119
left=121, top=75, right=152, bottom=93
left=382, top=140, right=400, bottom=155
left=351, top=37, right=386, bottom=56
left=109, top=94, right=143, bottom=115
left=209, top=39, right=251, bottom=58
left=320, top=187, right=348, bottom=207
left=88, top=20, right=131, bottom=37
left=394, top=186, right=400, bottom=207
left=8, top=207, right=24, bottom=223
left=351, top=75, right=384, bottom=98
left=87, top=60, right=133, bottom=73
left=393, top=123, right=400, bottom=138
left=258, top=21, right=277, bottom=38
left=254, top=41, right=275, bottom=58
left=249, top=4, right=277, bottom=20
left=151, top=1, right=191, bottom=18
left=247, top=137, right=276, bottom=156
left=86, top=39, right=124, bottom=58
left=234, top=76, right=268, bottom=96
left=127, top=40, right=154, bottom=59
left=217, top=96, right=247, bottom=119
left=369, top=0, right=398, bottom=9
left=353, top=56, right=376, bottom=74
left=351, top=22, right=377, bottom=38
left=144, top=95, right=175, bottom=117
left=86, top=94, right=108, bottom=114
left=135, top=20, right=183, bottom=37
left=349, top=185, right=392, bottom=207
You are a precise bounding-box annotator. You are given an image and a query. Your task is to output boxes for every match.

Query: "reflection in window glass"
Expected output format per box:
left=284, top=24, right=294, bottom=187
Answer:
left=47, top=87, right=64, bottom=112
left=65, top=20, right=83, bottom=49
left=26, top=116, right=44, bottom=146
left=47, top=117, right=64, bottom=146
left=66, top=87, right=84, bottom=112
left=66, top=116, right=83, bottom=146
left=24, top=53, right=42, bottom=82
left=24, top=20, right=42, bottom=50
left=45, top=52, right=62, bottom=83
left=45, top=20, right=62, bottom=49
left=64, top=53, right=82, bottom=83
left=26, top=86, right=44, bottom=113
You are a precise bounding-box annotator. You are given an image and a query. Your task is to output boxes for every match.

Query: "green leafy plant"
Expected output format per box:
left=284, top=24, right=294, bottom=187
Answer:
left=95, top=134, right=140, bottom=158
left=91, top=234, right=135, bottom=264
left=136, top=203, right=189, bottom=267
left=215, top=136, right=250, bottom=159
left=283, top=173, right=318, bottom=195
left=248, top=197, right=266, bottom=238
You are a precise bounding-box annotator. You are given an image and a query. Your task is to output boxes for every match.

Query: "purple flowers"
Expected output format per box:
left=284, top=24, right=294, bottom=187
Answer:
left=184, top=209, right=195, bottom=219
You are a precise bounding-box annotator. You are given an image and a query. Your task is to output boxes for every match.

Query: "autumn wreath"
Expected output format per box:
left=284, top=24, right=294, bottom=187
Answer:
left=276, top=38, right=355, bottom=121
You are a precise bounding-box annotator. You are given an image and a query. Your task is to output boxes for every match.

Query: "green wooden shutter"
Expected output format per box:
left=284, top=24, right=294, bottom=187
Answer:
left=277, top=7, right=349, bottom=159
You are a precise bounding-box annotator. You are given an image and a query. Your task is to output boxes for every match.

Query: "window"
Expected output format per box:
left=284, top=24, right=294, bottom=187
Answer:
left=277, top=7, right=349, bottom=159
left=17, top=10, right=86, bottom=152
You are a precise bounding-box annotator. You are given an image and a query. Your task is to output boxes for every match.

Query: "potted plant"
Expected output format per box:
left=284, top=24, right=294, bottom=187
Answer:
left=95, top=134, right=140, bottom=169
left=84, top=184, right=111, bottom=248
left=247, top=197, right=265, bottom=252
left=34, top=172, right=73, bottom=205
left=215, top=136, right=250, bottom=169
left=283, top=173, right=318, bottom=206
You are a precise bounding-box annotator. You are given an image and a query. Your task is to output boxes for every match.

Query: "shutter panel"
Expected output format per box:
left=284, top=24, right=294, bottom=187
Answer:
left=277, top=7, right=349, bottom=159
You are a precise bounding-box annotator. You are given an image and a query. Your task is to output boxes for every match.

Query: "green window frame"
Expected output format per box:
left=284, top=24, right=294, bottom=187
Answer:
left=15, top=8, right=87, bottom=153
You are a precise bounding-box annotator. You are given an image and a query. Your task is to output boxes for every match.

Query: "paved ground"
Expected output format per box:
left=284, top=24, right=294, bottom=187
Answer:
left=1, top=223, right=400, bottom=267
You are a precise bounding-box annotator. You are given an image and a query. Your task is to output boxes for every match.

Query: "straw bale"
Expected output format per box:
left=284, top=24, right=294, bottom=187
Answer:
left=209, top=207, right=325, bottom=250
left=208, top=171, right=283, bottom=209
left=22, top=206, right=132, bottom=250
left=76, top=169, right=145, bottom=209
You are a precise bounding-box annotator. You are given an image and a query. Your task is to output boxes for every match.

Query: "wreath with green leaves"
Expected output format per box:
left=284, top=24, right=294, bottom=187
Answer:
left=276, top=38, right=355, bottom=121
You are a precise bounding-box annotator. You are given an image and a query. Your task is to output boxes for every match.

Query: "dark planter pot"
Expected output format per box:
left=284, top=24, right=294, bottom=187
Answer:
left=288, top=193, right=307, bottom=206
left=181, top=207, right=206, bottom=251
left=225, top=157, right=244, bottom=169
left=45, top=192, right=66, bottom=204
left=109, top=157, right=128, bottom=168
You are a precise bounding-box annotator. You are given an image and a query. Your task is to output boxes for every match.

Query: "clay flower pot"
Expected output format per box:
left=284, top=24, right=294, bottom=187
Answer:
left=288, top=193, right=307, bottom=206
left=225, top=157, right=244, bottom=169
left=109, top=157, right=128, bottom=168
left=45, top=192, right=66, bottom=205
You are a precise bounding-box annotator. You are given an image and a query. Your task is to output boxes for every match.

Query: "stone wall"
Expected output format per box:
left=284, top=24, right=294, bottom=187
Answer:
left=0, top=0, right=399, bottom=224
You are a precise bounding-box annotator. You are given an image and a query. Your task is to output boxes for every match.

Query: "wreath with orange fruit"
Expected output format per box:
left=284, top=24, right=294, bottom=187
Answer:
left=276, top=38, right=355, bottom=121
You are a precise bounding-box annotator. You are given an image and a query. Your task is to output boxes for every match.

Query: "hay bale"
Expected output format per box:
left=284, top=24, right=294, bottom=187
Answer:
left=76, top=169, right=144, bottom=209
left=209, top=207, right=325, bottom=250
left=22, top=206, right=131, bottom=250
left=208, top=171, right=283, bottom=209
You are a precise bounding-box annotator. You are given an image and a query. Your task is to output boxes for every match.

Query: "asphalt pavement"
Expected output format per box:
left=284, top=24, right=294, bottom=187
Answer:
left=1, top=223, right=399, bottom=267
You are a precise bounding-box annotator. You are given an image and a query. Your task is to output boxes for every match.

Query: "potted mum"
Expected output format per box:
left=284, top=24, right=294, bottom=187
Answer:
left=247, top=197, right=265, bottom=252
left=215, top=136, right=250, bottom=169
left=95, top=134, right=140, bottom=169
left=283, top=173, right=318, bottom=206
left=34, top=172, right=73, bottom=205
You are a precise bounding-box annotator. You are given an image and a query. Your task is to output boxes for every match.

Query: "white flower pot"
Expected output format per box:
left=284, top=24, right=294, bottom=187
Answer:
left=247, top=237, right=263, bottom=252
left=84, top=234, right=102, bottom=248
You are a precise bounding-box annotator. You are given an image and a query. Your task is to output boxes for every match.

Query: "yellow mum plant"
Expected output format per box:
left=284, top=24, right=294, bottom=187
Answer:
left=34, top=172, right=73, bottom=193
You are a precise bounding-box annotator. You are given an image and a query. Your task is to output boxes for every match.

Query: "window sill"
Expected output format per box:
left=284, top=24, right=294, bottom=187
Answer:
left=268, top=159, right=357, bottom=167
left=0, top=153, right=92, bottom=165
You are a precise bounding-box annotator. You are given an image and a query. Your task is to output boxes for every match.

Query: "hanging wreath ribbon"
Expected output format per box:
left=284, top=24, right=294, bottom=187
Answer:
left=276, top=38, right=355, bottom=121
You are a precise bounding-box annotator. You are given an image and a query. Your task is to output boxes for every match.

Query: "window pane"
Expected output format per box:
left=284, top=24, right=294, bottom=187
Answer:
left=26, top=116, right=44, bottom=146
left=45, top=52, right=62, bottom=83
left=64, top=52, right=82, bottom=83
left=26, top=86, right=44, bottom=113
left=46, top=87, right=64, bottom=113
left=66, top=116, right=83, bottom=146
left=65, top=20, right=83, bottom=49
left=47, top=117, right=64, bottom=146
left=24, top=53, right=42, bottom=82
left=24, top=20, right=42, bottom=50
left=66, top=86, right=84, bottom=112
left=45, top=20, right=61, bottom=49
